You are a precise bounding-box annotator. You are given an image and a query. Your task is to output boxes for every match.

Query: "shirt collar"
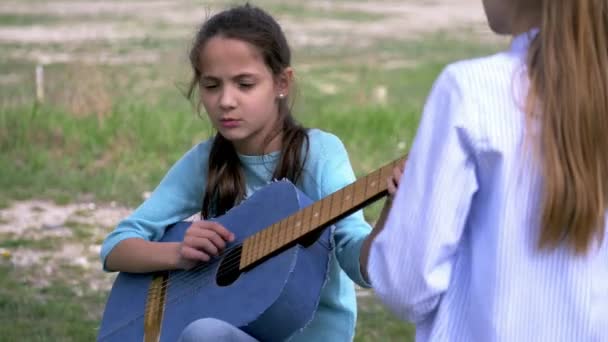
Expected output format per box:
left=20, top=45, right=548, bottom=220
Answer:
left=510, top=28, right=539, bottom=54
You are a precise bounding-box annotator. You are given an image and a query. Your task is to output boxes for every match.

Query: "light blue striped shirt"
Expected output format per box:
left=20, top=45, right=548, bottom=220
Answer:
left=368, top=31, right=608, bottom=341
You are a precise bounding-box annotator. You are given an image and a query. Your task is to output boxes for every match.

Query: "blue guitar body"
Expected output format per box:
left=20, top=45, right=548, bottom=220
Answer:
left=98, top=181, right=332, bottom=341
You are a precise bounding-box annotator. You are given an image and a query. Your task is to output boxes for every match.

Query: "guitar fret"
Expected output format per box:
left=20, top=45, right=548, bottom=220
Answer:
left=248, top=238, right=256, bottom=266
left=326, top=193, right=335, bottom=224
left=366, top=169, right=381, bottom=198
left=284, top=216, right=292, bottom=247
left=276, top=220, right=285, bottom=249
left=281, top=216, right=290, bottom=247
left=255, top=231, right=263, bottom=262
left=248, top=233, right=256, bottom=264
left=330, top=188, right=343, bottom=219
left=275, top=221, right=283, bottom=251
left=266, top=226, right=274, bottom=256
left=267, top=226, right=274, bottom=253
left=300, top=206, right=312, bottom=239
left=285, top=214, right=295, bottom=247
left=259, top=229, right=267, bottom=262
left=240, top=241, right=247, bottom=269
left=293, top=214, right=303, bottom=242
left=341, top=183, right=355, bottom=213
left=243, top=236, right=254, bottom=267
left=247, top=234, right=256, bottom=266
left=269, top=223, right=278, bottom=254
left=320, top=192, right=331, bottom=228
left=265, top=224, right=273, bottom=256
left=266, top=226, right=273, bottom=255
left=283, top=217, right=292, bottom=246
left=243, top=234, right=257, bottom=266
left=262, top=225, right=270, bottom=256
left=309, top=202, right=321, bottom=234
left=380, top=163, right=393, bottom=187
left=352, top=176, right=366, bottom=206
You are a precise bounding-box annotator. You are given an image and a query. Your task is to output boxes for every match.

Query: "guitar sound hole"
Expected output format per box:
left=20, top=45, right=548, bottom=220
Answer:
left=216, top=245, right=243, bottom=287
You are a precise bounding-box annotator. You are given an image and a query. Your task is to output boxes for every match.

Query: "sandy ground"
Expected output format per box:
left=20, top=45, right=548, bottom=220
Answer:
left=0, top=0, right=492, bottom=62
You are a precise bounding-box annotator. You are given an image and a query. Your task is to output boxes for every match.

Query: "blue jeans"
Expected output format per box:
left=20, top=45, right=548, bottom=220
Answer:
left=178, top=318, right=259, bottom=342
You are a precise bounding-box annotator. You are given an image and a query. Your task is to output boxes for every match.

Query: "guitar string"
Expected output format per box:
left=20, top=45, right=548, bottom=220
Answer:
left=157, top=196, right=323, bottom=297
left=151, top=203, right=307, bottom=293
left=152, top=207, right=307, bottom=298
left=155, top=204, right=308, bottom=295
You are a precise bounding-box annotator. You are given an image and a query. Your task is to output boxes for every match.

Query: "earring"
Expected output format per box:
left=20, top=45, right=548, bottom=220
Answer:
left=278, top=93, right=285, bottom=99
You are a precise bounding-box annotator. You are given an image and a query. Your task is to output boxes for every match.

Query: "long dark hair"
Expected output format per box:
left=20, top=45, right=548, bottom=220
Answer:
left=187, top=4, right=309, bottom=218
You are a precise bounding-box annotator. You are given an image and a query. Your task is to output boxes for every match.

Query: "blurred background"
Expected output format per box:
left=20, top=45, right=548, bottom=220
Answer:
left=0, top=0, right=505, bottom=340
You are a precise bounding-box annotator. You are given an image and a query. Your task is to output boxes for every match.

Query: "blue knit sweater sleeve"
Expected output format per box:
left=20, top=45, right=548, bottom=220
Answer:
left=306, top=130, right=373, bottom=288
left=100, top=141, right=211, bottom=270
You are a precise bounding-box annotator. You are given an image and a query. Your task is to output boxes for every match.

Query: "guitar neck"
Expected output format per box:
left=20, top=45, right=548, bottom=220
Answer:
left=239, top=156, right=405, bottom=270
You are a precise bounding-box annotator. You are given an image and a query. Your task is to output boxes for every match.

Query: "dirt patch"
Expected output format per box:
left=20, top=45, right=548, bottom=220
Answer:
left=0, top=1, right=179, bottom=16
left=0, top=199, right=130, bottom=236
left=284, top=0, right=493, bottom=45
left=0, top=23, right=146, bottom=43
left=0, top=0, right=492, bottom=48
left=0, top=73, right=22, bottom=85
left=0, top=198, right=372, bottom=297
left=0, top=200, right=131, bottom=291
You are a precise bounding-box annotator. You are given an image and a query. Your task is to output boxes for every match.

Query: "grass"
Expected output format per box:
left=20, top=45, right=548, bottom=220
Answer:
left=0, top=265, right=104, bottom=341
left=266, top=2, right=387, bottom=21
left=0, top=1, right=505, bottom=340
left=64, top=221, right=96, bottom=240
left=0, top=263, right=411, bottom=341
left=0, top=14, right=62, bottom=26
left=356, top=297, right=415, bottom=342
left=0, top=235, right=59, bottom=250
left=0, top=34, right=502, bottom=207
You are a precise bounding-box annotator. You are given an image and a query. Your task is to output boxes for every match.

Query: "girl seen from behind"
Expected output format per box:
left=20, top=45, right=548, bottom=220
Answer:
left=363, top=0, right=608, bottom=341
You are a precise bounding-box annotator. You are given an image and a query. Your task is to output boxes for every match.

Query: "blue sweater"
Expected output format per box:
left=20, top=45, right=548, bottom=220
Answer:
left=100, top=129, right=372, bottom=341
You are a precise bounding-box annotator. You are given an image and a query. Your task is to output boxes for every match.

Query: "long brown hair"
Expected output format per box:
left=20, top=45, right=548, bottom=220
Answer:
left=526, top=0, right=608, bottom=254
left=187, top=4, right=309, bottom=218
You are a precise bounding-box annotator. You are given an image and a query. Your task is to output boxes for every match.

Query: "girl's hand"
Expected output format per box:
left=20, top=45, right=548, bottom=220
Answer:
left=361, top=160, right=405, bottom=282
left=386, top=161, right=405, bottom=197
left=177, top=220, right=235, bottom=270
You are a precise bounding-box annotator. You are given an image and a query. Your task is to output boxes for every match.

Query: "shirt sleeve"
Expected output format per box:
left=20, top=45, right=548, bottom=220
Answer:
left=368, top=66, right=479, bottom=323
left=318, top=134, right=373, bottom=288
left=99, top=142, right=209, bottom=271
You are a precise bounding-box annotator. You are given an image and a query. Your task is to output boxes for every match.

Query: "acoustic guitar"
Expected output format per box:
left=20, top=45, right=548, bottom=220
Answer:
left=98, top=156, right=405, bottom=341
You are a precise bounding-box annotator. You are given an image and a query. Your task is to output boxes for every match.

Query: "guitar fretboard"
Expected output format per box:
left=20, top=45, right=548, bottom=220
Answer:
left=239, top=157, right=405, bottom=270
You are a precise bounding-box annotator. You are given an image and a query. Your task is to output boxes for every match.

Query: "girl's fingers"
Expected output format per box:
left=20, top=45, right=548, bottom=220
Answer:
left=189, top=221, right=235, bottom=242
left=393, top=165, right=403, bottom=186
left=198, top=238, right=220, bottom=256
left=184, top=235, right=222, bottom=256
left=386, top=164, right=404, bottom=196
left=201, top=221, right=235, bottom=242
left=180, top=246, right=210, bottom=262
left=387, top=177, right=398, bottom=196
left=198, top=230, right=227, bottom=250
